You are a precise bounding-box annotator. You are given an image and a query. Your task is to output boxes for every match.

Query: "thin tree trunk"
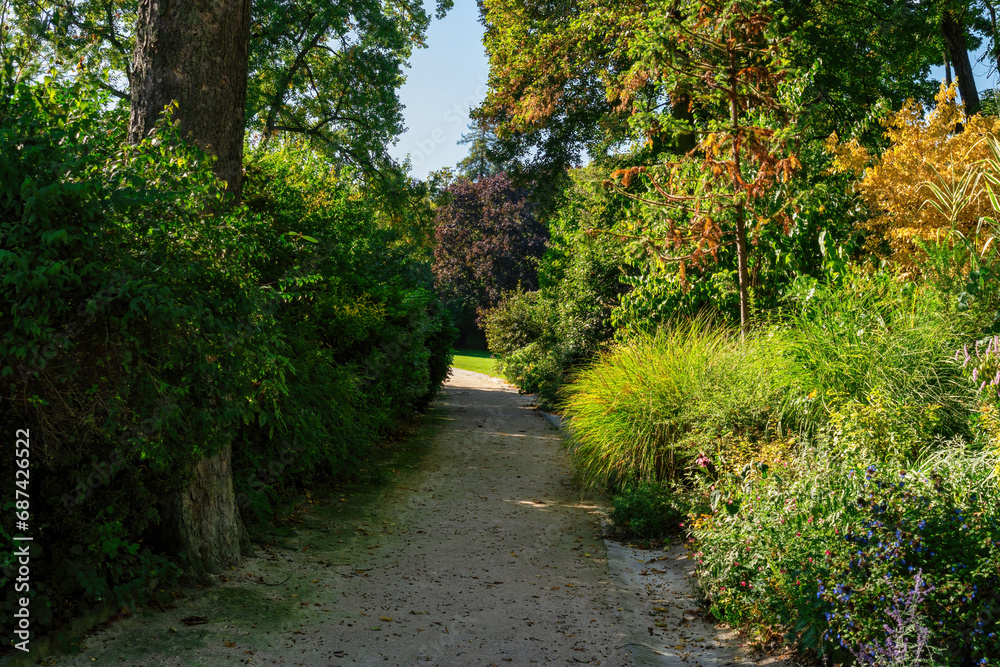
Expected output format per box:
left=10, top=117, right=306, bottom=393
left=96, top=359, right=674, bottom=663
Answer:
left=672, top=93, right=697, bottom=154
left=941, top=11, right=980, bottom=116
left=945, top=51, right=953, bottom=86
left=729, top=52, right=750, bottom=334
left=987, top=1, right=1000, bottom=82
left=128, top=0, right=251, bottom=199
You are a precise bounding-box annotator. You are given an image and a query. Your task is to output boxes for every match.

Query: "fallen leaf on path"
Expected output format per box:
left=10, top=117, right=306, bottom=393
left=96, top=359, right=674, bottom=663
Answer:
left=224, top=641, right=236, bottom=648
left=379, top=616, right=393, bottom=622
left=180, top=616, right=210, bottom=626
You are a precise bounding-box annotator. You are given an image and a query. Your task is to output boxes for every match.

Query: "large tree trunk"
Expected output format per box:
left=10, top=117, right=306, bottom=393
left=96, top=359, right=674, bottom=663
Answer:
left=941, top=11, right=980, bottom=116
left=128, top=0, right=251, bottom=198
left=129, top=0, right=252, bottom=574
left=162, top=443, right=250, bottom=577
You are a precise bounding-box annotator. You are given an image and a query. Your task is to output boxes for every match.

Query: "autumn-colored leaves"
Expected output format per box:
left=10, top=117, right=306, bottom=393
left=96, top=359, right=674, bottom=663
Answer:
left=829, top=83, right=1000, bottom=268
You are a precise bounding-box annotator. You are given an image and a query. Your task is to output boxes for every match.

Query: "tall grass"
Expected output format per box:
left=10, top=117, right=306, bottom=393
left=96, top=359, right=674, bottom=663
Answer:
left=563, top=272, right=981, bottom=490
left=781, top=272, right=976, bottom=440
left=562, top=316, right=803, bottom=489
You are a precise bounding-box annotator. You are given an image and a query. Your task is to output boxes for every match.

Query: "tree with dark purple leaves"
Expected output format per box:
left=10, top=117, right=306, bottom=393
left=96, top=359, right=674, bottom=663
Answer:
left=432, top=173, right=548, bottom=323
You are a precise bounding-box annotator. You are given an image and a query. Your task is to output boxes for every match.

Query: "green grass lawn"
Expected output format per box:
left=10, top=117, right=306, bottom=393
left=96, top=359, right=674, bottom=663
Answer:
left=452, top=348, right=498, bottom=377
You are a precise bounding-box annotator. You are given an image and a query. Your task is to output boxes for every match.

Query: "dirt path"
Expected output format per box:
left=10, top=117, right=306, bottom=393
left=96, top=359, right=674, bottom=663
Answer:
left=48, top=369, right=631, bottom=666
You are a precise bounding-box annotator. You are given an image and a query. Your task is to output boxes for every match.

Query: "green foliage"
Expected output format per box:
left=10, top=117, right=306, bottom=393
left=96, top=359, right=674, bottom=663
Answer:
left=609, top=481, right=687, bottom=539
left=826, top=391, right=942, bottom=463
left=4, top=0, right=452, bottom=179
left=231, top=138, right=456, bottom=521
left=0, top=74, right=454, bottom=638
left=562, top=317, right=802, bottom=489
left=782, top=270, right=975, bottom=439
left=483, top=167, right=628, bottom=408
left=484, top=290, right=555, bottom=359
left=0, top=70, right=274, bottom=632
left=612, top=268, right=740, bottom=336
left=691, top=446, right=1000, bottom=664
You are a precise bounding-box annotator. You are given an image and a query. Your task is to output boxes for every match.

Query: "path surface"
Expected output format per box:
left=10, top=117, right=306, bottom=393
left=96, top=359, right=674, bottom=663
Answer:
left=48, top=369, right=631, bottom=666
left=40, top=369, right=793, bottom=667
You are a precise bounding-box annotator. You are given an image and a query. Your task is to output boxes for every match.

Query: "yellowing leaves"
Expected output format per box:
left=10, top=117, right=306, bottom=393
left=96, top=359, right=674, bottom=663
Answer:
left=829, top=83, right=1000, bottom=267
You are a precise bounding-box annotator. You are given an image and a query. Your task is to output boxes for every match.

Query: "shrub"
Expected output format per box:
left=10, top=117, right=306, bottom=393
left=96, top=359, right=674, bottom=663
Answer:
left=482, top=182, right=627, bottom=409
left=483, top=290, right=555, bottom=358
left=781, top=270, right=975, bottom=439
left=828, top=83, right=1000, bottom=268
left=1, top=74, right=245, bottom=633
left=609, top=481, right=687, bottom=539
left=232, top=140, right=456, bottom=520
left=0, top=78, right=454, bottom=639
left=690, top=445, right=1000, bottom=664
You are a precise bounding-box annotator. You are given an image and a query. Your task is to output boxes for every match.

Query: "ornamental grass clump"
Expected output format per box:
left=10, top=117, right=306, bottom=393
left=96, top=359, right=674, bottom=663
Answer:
left=562, top=316, right=802, bottom=489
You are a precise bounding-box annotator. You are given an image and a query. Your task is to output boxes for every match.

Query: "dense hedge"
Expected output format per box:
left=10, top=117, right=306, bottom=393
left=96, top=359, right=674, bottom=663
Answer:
left=0, top=74, right=453, bottom=639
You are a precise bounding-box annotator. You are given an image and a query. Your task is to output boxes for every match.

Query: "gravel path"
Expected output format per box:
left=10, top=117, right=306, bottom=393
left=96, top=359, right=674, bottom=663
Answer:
left=46, top=369, right=630, bottom=666
left=39, top=369, right=793, bottom=667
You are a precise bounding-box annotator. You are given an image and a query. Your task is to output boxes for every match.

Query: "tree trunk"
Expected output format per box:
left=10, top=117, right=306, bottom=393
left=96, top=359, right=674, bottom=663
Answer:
left=729, top=55, right=750, bottom=334
left=734, top=205, right=751, bottom=334
left=128, top=0, right=251, bottom=199
left=941, top=11, right=980, bottom=116
left=987, top=1, right=1000, bottom=83
left=162, top=443, right=250, bottom=578
left=672, top=93, right=697, bottom=154
left=129, top=0, right=252, bottom=574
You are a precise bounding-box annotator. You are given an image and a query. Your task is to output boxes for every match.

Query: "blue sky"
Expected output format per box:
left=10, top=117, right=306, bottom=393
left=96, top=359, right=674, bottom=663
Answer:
left=388, top=1, right=489, bottom=180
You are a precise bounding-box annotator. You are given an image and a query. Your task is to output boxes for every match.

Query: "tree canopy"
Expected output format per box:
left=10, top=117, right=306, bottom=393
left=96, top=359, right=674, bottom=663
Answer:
left=1, top=0, right=453, bottom=177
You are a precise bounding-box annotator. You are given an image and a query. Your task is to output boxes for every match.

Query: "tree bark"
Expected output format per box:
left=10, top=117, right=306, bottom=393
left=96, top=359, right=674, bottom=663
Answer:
left=729, top=51, right=750, bottom=334
left=671, top=93, right=697, bottom=154
left=129, top=0, right=252, bottom=574
left=162, top=443, right=250, bottom=578
left=986, top=1, right=1000, bottom=82
left=128, top=0, right=252, bottom=199
left=941, top=11, right=980, bottom=116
